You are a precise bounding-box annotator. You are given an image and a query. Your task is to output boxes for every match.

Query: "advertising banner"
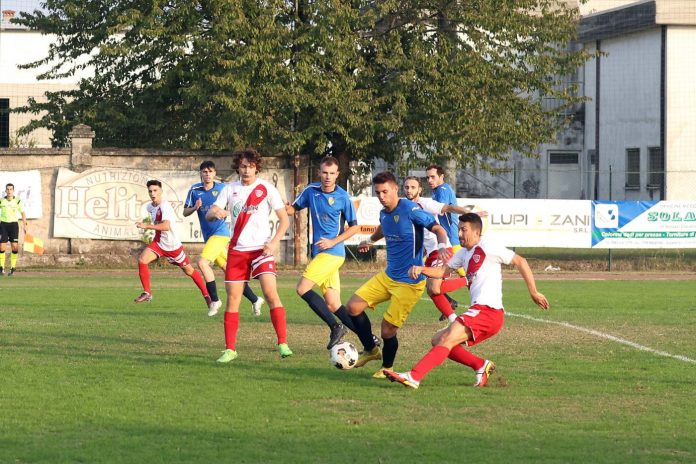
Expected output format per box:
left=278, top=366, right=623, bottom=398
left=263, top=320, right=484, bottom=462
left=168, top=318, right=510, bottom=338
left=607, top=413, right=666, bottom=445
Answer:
left=591, top=201, right=696, bottom=248
left=0, top=170, right=43, bottom=218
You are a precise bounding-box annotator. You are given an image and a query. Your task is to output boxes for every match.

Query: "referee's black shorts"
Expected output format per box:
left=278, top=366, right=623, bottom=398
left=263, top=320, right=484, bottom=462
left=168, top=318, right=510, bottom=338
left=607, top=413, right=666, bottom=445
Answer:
left=0, top=221, right=19, bottom=243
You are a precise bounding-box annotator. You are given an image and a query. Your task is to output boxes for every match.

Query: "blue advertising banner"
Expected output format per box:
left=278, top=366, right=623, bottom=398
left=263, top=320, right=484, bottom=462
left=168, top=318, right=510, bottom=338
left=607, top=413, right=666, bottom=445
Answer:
left=592, top=201, right=696, bottom=248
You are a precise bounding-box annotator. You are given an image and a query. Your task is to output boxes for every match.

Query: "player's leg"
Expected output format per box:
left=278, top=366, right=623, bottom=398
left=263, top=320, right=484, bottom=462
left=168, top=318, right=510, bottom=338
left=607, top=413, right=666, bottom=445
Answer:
left=258, top=273, right=293, bottom=358
left=8, top=223, right=20, bottom=275
left=135, top=247, right=158, bottom=301
left=217, top=281, right=245, bottom=363
left=180, top=261, right=212, bottom=307
left=0, top=223, right=8, bottom=274
left=427, top=277, right=457, bottom=322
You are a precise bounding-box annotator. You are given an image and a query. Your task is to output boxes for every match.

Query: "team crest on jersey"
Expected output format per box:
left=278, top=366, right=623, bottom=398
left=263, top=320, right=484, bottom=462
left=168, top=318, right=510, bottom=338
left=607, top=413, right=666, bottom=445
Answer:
left=328, top=197, right=335, bottom=206
left=255, top=189, right=263, bottom=197
left=394, top=215, right=400, bottom=223
left=212, top=191, right=218, bottom=197
left=473, top=254, right=481, bottom=264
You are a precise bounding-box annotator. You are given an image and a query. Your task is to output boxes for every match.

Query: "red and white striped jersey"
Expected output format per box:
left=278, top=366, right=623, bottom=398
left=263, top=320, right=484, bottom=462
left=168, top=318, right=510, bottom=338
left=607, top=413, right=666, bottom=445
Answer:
left=147, top=200, right=182, bottom=251
left=214, top=179, right=285, bottom=251
left=447, top=236, right=515, bottom=310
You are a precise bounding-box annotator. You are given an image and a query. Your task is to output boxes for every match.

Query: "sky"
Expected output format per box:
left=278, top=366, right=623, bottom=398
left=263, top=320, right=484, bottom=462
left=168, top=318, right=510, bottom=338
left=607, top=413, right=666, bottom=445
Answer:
left=1, top=0, right=45, bottom=14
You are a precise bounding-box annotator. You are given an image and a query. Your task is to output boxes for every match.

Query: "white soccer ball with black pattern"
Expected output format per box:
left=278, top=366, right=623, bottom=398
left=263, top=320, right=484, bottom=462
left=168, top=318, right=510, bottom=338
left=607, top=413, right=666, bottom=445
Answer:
left=330, top=341, right=359, bottom=370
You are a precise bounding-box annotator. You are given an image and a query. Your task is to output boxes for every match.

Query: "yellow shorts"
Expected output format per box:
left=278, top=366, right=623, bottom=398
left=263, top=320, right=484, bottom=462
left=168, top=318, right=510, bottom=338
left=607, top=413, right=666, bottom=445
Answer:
left=200, top=235, right=230, bottom=269
left=452, top=243, right=466, bottom=276
left=303, top=253, right=345, bottom=294
left=354, top=271, right=426, bottom=328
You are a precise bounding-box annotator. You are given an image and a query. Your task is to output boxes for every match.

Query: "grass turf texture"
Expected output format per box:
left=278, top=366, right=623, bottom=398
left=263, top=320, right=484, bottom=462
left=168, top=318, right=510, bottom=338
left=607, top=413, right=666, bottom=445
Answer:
left=1, top=272, right=695, bottom=463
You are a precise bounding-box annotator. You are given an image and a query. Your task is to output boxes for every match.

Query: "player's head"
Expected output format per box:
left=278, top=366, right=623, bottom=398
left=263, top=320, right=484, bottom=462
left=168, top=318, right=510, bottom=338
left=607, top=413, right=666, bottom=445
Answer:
left=458, top=212, right=482, bottom=249
left=5, top=183, right=14, bottom=197
left=233, top=148, right=262, bottom=184
left=373, top=171, right=399, bottom=210
left=199, top=160, right=216, bottom=184
left=318, top=156, right=340, bottom=191
left=146, top=179, right=163, bottom=203
left=402, top=176, right=422, bottom=201
left=425, top=164, right=445, bottom=189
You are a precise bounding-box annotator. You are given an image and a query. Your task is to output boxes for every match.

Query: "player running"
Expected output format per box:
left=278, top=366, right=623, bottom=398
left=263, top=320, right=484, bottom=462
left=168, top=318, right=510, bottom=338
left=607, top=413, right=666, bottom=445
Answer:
left=206, top=148, right=293, bottom=362
left=134, top=179, right=212, bottom=308
left=385, top=212, right=549, bottom=389
left=183, top=160, right=265, bottom=317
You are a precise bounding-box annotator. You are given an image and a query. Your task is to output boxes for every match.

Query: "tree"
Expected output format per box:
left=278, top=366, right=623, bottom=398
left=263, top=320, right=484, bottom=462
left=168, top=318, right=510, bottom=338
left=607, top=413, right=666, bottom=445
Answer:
left=15, top=0, right=588, bottom=174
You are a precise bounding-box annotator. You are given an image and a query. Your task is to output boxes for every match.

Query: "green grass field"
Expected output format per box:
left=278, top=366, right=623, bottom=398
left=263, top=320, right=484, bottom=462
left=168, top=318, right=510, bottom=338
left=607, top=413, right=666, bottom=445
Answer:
left=1, top=271, right=695, bottom=463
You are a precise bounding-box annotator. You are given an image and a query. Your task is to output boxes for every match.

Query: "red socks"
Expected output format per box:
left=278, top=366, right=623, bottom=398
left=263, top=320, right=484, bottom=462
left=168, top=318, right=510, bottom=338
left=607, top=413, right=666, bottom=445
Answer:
left=223, top=312, right=240, bottom=350
left=138, top=262, right=151, bottom=294
left=189, top=270, right=210, bottom=301
left=440, top=277, right=469, bottom=293
left=269, top=307, right=288, bottom=345
left=448, top=345, right=485, bottom=371
left=431, top=294, right=455, bottom=318
left=410, top=345, right=450, bottom=381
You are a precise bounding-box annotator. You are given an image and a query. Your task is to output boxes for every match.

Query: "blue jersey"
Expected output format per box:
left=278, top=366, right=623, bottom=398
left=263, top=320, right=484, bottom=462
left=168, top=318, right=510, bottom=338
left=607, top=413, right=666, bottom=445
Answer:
left=380, top=199, right=437, bottom=284
left=432, top=182, right=459, bottom=245
left=184, top=182, right=230, bottom=241
left=293, top=183, right=357, bottom=258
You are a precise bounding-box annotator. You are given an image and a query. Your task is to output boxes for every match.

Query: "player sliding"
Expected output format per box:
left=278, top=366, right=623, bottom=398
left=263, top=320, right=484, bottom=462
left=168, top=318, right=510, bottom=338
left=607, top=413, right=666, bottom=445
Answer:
left=385, top=213, right=549, bottom=389
left=207, top=148, right=293, bottom=362
left=134, top=179, right=212, bottom=308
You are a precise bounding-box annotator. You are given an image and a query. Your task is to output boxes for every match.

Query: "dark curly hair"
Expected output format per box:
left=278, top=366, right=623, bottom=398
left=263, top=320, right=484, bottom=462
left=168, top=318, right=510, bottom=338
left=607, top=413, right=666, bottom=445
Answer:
left=232, top=148, right=263, bottom=173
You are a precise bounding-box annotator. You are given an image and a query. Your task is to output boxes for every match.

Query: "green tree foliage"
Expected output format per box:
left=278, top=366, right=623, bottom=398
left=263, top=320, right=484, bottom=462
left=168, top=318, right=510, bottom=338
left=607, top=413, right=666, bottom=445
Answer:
left=15, top=0, right=588, bottom=171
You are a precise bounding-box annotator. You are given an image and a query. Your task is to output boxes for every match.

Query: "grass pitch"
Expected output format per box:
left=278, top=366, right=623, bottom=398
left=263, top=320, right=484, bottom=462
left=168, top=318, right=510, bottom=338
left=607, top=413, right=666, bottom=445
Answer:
left=1, top=271, right=695, bottom=463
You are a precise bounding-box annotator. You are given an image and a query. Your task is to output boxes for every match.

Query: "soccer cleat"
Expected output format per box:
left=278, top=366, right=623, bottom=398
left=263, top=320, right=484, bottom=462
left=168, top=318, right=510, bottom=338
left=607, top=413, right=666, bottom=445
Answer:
left=134, top=292, right=152, bottom=303
left=207, top=299, right=222, bottom=317
left=474, top=360, right=496, bottom=387
left=372, top=367, right=391, bottom=379
left=216, top=349, right=238, bottom=363
left=8, top=268, right=16, bottom=276
left=278, top=343, right=293, bottom=358
left=252, top=297, right=265, bottom=317
left=385, top=370, right=420, bottom=389
left=354, top=347, right=382, bottom=368
left=326, top=324, right=348, bottom=350
left=372, top=335, right=382, bottom=347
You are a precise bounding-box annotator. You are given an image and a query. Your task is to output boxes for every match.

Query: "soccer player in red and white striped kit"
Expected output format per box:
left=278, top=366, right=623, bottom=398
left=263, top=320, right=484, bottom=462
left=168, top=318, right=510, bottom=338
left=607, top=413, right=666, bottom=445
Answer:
left=385, top=212, right=549, bottom=389
left=134, top=179, right=212, bottom=307
left=206, top=148, right=293, bottom=362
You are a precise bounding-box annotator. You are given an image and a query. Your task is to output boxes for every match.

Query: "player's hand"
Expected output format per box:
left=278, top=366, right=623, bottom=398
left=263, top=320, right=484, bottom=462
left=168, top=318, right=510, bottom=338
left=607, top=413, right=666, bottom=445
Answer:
left=316, top=237, right=334, bottom=251
left=262, top=240, right=278, bottom=257
left=532, top=292, right=550, bottom=310
left=210, top=208, right=228, bottom=220
left=437, top=247, right=452, bottom=263
left=409, top=265, right=423, bottom=279
left=135, top=222, right=146, bottom=230
left=194, top=198, right=203, bottom=210
left=358, top=240, right=372, bottom=253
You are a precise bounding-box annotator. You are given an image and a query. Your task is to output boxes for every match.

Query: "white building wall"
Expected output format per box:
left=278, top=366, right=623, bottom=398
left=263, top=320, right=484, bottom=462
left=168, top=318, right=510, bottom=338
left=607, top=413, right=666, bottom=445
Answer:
left=591, top=28, right=662, bottom=200
left=665, top=26, right=696, bottom=200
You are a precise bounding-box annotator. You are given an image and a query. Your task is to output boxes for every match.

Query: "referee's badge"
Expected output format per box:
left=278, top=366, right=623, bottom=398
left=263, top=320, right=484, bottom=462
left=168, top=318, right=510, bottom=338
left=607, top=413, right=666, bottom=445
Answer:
left=394, top=215, right=400, bottom=223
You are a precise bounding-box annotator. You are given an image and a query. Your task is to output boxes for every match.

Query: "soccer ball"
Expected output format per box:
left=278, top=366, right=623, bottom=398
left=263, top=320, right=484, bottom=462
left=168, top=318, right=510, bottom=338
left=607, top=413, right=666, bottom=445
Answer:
left=330, top=341, right=359, bottom=370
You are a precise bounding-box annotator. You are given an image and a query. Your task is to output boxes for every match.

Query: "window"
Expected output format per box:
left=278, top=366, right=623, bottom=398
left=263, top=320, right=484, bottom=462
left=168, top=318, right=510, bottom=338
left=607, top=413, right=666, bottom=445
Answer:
left=625, top=148, right=640, bottom=188
left=549, top=152, right=579, bottom=164
left=0, top=99, right=9, bottom=148
left=648, top=146, right=664, bottom=188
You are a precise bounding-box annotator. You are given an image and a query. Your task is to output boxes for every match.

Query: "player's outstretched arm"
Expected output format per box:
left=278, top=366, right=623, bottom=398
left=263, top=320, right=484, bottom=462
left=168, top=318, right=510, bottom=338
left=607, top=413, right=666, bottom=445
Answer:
left=511, top=254, right=549, bottom=310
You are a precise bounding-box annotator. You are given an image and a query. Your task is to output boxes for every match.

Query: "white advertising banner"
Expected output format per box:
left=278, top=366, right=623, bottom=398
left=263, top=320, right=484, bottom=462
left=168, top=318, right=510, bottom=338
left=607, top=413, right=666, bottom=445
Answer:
left=346, top=197, right=592, bottom=248
left=54, top=167, right=293, bottom=242
left=0, top=170, right=43, bottom=218
left=54, top=168, right=201, bottom=242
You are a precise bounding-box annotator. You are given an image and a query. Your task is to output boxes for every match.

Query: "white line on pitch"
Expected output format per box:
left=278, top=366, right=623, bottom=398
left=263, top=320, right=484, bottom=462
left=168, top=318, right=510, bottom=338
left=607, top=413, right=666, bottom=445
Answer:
left=507, top=312, right=696, bottom=365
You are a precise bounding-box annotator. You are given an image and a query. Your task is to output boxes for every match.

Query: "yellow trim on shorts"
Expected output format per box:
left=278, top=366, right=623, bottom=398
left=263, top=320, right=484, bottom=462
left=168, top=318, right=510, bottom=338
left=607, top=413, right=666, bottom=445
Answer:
left=354, top=271, right=426, bottom=328
left=303, top=253, right=345, bottom=294
left=200, top=235, right=230, bottom=269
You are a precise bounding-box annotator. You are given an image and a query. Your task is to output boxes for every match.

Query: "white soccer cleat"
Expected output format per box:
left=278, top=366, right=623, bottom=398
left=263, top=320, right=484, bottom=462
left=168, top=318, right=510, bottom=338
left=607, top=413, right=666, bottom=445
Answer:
left=207, top=299, right=222, bottom=317
left=474, top=360, right=496, bottom=387
left=252, top=297, right=264, bottom=317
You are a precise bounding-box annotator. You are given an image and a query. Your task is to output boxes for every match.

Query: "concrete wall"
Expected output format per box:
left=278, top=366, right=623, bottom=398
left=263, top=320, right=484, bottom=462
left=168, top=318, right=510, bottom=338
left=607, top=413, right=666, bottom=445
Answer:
left=0, top=128, right=310, bottom=267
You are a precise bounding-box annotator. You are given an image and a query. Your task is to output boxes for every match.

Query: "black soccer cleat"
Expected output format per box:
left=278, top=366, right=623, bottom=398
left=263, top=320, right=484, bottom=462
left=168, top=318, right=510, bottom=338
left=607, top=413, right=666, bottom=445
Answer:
left=327, top=324, right=348, bottom=350
left=8, top=268, right=16, bottom=276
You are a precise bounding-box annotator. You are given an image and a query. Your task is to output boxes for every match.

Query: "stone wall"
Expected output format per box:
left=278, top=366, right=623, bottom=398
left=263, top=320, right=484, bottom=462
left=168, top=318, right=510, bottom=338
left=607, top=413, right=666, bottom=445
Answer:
left=0, top=125, right=310, bottom=267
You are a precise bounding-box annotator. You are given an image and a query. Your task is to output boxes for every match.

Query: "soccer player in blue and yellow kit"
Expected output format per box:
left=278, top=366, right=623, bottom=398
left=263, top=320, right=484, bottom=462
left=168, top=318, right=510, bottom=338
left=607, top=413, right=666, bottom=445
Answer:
left=286, top=156, right=361, bottom=349
left=346, top=171, right=450, bottom=378
left=0, top=183, right=27, bottom=276
left=183, top=161, right=264, bottom=317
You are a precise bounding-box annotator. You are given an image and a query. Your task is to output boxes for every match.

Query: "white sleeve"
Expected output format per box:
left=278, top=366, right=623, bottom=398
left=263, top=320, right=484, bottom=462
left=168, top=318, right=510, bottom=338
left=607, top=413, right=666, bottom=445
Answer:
left=419, top=197, right=445, bottom=215
left=213, top=185, right=230, bottom=209
left=447, top=248, right=467, bottom=270
left=266, top=183, right=285, bottom=211
left=159, top=202, right=177, bottom=223
left=492, top=243, right=516, bottom=265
